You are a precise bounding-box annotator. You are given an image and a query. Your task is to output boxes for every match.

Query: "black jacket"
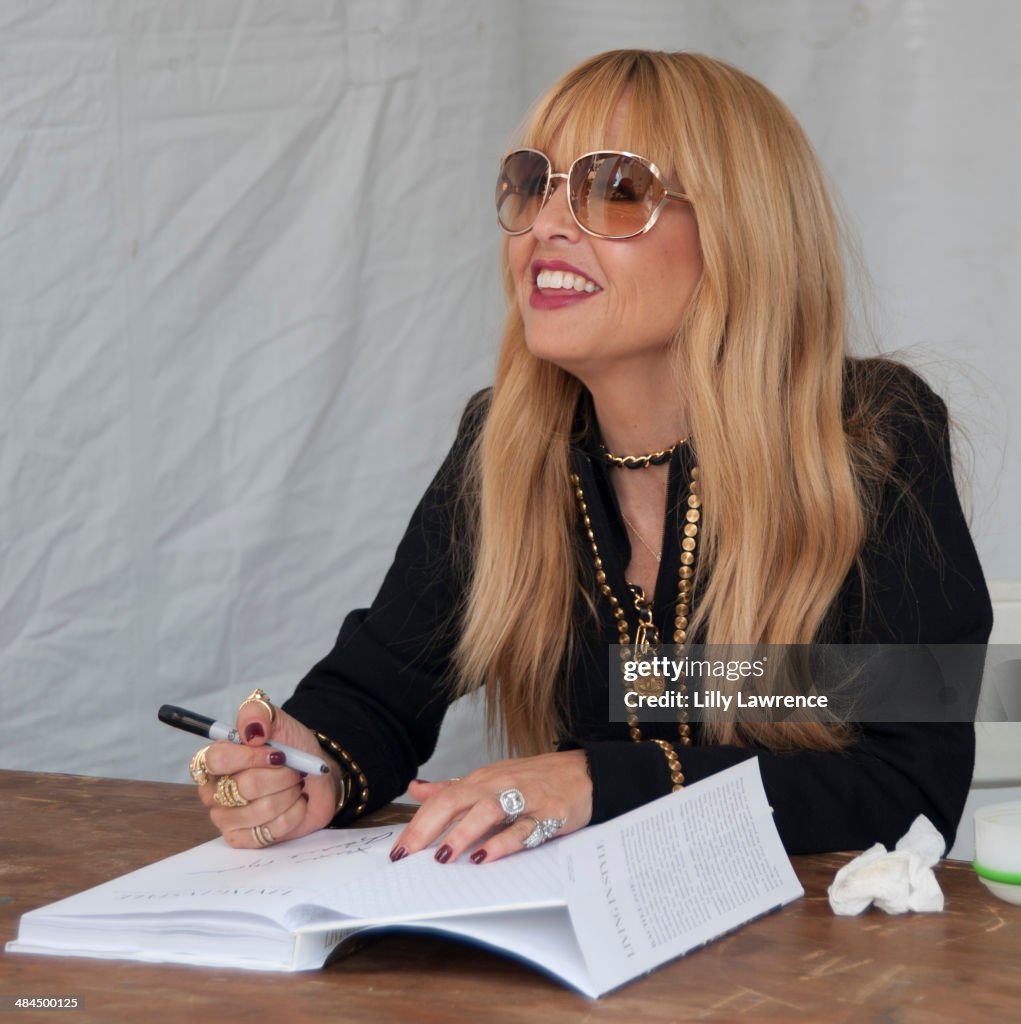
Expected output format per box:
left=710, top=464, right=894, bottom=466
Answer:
left=284, top=376, right=992, bottom=854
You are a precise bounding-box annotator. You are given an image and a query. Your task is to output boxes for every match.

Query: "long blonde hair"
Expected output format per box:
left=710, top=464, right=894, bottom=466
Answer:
left=454, top=50, right=899, bottom=755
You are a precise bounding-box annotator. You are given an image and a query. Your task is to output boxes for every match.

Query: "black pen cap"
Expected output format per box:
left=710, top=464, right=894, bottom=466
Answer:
left=158, top=704, right=217, bottom=738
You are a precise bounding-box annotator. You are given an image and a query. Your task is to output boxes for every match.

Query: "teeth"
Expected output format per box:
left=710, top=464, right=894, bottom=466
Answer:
left=536, top=268, right=598, bottom=292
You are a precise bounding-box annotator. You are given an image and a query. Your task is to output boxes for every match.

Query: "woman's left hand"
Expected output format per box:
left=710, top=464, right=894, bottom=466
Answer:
left=390, top=750, right=592, bottom=865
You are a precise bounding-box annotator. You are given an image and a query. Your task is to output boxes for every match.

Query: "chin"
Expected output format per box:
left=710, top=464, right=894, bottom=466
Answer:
left=524, top=340, right=595, bottom=374
left=522, top=324, right=589, bottom=363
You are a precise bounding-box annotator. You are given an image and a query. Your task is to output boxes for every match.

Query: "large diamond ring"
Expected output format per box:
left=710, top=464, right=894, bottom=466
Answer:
left=522, top=816, right=566, bottom=849
left=497, top=787, right=526, bottom=823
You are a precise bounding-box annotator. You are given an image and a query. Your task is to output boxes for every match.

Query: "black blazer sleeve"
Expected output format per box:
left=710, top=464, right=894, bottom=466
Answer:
left=572, top=378, right=993, bottom=853
left=281, top=393, right=486, bottom=823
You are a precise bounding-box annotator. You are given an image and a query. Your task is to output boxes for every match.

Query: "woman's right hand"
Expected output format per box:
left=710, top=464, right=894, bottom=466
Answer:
left=195, top=701, right=343, bottom=848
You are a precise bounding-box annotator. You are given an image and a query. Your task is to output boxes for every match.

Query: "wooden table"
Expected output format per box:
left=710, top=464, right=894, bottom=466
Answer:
left=1, top=771, right=1019, bottom=1022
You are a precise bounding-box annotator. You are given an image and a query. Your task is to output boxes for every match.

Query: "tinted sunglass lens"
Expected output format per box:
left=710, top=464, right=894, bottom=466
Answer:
left=496, top=151, right=550, bottom=233
left=571, top=154, right=660, bottom=237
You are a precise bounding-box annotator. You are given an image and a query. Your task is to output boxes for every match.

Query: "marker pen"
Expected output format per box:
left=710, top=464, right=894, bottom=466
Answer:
left=158, top=704, right=331, bottom=775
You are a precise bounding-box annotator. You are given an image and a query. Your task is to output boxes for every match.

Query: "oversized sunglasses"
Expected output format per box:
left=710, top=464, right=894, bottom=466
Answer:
left=495, top=148, right=691, bottom=240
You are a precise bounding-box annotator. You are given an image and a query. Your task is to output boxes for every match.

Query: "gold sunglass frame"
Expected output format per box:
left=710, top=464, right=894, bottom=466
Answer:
left=496, top=148, right=692, bottom=240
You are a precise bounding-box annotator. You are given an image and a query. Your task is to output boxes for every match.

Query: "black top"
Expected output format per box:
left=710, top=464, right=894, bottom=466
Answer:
left=284, top=373, right=992, bottom=854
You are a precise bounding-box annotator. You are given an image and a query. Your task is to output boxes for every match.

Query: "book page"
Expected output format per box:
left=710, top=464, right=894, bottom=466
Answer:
left=22, top=826, right=399, bottom=928
left=381, top=907, right=596, bottom=997
left=307, top=838, right=565, bottom=926
left=560, top=758, right=803, bottom=995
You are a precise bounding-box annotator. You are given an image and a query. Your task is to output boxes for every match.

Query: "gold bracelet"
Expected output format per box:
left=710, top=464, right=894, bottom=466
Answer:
left=650, top=738, right=685, bottom=792
left=314, top=732, right=369, bottom=817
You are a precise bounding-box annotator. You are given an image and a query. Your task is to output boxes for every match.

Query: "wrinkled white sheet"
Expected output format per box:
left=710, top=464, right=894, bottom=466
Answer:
left=1, top=1, right=1016, bottom=783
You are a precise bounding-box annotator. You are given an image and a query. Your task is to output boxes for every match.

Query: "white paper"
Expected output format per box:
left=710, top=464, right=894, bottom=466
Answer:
left=560, top=759, right=803, bottom=994
left=17, top=826, right=399, bottom=929
left=313, top=839, right=564, bottom=925
left=385, top=908, right=595, bottom=997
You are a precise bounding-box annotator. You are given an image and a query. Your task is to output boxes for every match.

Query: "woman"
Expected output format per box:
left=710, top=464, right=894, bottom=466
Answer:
left=193, top=50, right=992, bottom=863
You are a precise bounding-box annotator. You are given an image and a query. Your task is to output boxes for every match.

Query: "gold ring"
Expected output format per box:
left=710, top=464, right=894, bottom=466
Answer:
left=239, top=687, right=276, bottom=723
left=252, top=824, right=274, bottom=848
left=214, top=775, right=249, bottom=808
left=189, top=744, right=213, bottom=786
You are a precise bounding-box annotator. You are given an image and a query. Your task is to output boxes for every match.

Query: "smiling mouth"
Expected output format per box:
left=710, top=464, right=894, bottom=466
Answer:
left=535, top=268, right=600, bottom=293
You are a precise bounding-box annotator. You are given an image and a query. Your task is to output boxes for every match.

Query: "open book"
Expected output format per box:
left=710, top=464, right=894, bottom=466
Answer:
left=7, top=758, right=802, bottom=997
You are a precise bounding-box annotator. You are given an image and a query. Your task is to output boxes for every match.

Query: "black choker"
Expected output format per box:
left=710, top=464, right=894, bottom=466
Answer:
left=598, top=439, right=686, bottom=470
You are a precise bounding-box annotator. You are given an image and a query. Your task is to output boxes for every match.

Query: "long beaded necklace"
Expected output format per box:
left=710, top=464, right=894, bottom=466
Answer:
left=569, top=465, right=701, bottom=754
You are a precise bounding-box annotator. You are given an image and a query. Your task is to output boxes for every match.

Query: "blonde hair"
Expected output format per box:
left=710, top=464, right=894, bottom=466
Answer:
left=454, top=50, right=900, bottom=756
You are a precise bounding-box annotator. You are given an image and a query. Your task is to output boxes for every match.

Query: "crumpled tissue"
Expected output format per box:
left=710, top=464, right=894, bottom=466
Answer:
left=827, top=815, right=946, bottom=916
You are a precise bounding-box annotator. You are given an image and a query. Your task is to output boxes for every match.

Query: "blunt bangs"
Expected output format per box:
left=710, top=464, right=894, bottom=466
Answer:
left=516, top=52, right=686, bottom=193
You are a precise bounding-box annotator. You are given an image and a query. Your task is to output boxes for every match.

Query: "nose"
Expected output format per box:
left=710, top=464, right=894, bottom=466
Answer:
left=532, top=172, right=581, bottom=242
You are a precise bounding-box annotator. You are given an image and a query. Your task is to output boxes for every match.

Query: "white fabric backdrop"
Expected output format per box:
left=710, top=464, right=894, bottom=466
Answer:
left=2, top=0, right=1018, bottom=783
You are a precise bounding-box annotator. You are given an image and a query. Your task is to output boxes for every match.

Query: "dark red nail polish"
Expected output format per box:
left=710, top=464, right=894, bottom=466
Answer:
left=390, top=846, right=406, bottom=862
left=245, top=722, right=265, bottom=741
left=470, top=849, right=488, bottom=865
left=299, top=771, right=308, bottom=779
left=435, top=844, right=453, bottom=864
left=268, top=750, right=286, bottom=766
left=299, top=778, right=306, bottom=790
left=301, top=793, right=309, bottom=803
left=414, top=778, right=431, bottom=784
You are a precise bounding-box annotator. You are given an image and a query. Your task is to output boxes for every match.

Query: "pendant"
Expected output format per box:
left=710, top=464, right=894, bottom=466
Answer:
left=633, top=662, right=666, bottom=697
left=632, top=617, right=665, bottom=696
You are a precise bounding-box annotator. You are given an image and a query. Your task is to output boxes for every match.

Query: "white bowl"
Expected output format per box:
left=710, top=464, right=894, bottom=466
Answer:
left=975, top=876, right=1021, bottom=906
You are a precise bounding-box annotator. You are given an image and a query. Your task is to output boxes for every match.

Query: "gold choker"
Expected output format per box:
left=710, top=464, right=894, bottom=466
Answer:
left=598, top=438, right=687, bottom=470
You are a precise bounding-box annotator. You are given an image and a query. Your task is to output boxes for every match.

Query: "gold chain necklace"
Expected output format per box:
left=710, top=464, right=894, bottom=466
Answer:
left=598, top=438, right=687, bottom=470
left=570, top=467, right=701, bottom=748
left=620, top=512, right=662, bottom=563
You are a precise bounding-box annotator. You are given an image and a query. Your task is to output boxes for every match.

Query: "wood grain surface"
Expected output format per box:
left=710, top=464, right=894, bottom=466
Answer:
left=1, top=770, right=1018, bottom=1023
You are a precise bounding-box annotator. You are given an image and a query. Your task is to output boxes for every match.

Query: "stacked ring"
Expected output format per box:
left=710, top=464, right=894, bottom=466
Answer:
left=188, top=745, right=213, bottom=786
left=214, top=775, right=249, bottom=808
left=239, top=688, right=276, bottom=723
left=252, top=824, right=274, bottom=848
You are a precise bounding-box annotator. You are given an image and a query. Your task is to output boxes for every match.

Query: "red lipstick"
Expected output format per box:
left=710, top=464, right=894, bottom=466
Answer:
left=529, top=259, right=601, bottom=311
